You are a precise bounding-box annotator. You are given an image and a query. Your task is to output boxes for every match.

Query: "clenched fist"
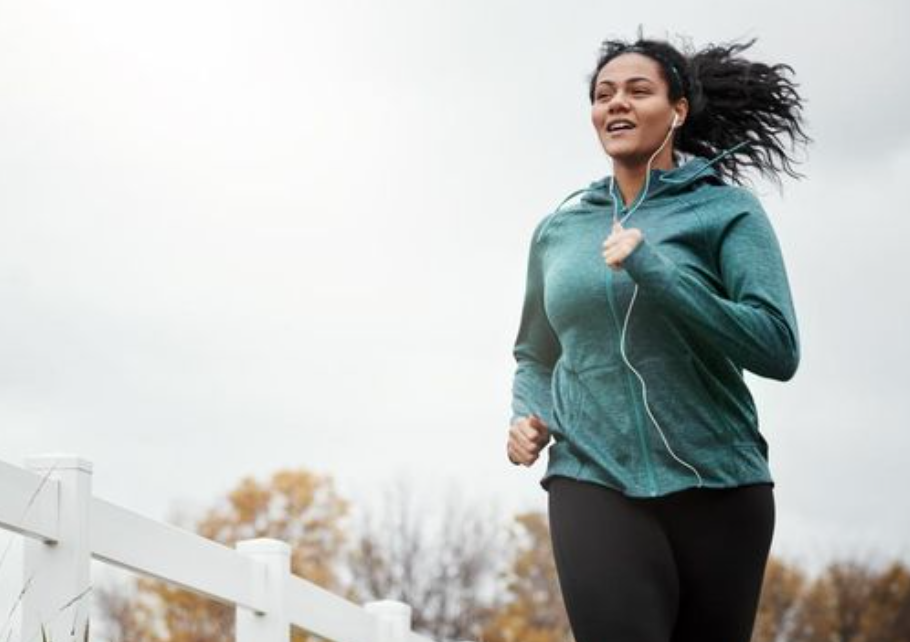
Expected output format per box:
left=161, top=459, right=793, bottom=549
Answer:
left=507, top=414, right=551, bottom=466
left=602, top=219, right=643, bottom=271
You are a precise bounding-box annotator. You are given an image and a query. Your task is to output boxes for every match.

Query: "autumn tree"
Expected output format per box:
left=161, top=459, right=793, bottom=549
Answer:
left=94, top=577, right=166, bottom=642
left=752, top=556, right=807, bottom=642
left=482, top=511, right=573, bottom=642
left=96, top=468, right=348, bottom=642
left=346, top=476, right=508, bottom=642
left=787, top=557, right=910, bottom=642
left=860, top=561, right=910, bottom=642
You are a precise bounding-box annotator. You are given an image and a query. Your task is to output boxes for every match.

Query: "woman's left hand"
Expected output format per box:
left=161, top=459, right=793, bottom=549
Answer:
left=602, top=220, right=643, bottom=271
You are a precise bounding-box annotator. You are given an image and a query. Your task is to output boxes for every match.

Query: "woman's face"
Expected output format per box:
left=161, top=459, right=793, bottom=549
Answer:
left=591, top=53, right=686, bottom=166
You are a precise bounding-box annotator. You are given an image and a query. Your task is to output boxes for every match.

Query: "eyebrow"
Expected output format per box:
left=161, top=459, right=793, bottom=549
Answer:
left=596, top=77, right=655, bottom=88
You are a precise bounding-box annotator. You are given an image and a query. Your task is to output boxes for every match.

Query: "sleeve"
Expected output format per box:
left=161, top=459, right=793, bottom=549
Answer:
left=510, top=222, right=561, bottom=427
left=622, top=198, right=800, bottom=381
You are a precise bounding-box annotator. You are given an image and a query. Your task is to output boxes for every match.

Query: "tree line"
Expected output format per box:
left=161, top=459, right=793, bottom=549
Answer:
left=93, top=468, right=910, bottom=642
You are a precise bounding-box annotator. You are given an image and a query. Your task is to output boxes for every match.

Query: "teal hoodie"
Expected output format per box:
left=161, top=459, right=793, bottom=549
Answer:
left=510, top=154, right=800, bottom=498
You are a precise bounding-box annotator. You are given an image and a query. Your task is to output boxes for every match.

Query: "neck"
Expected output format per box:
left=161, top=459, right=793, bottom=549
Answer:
left=612, top=147, right=675, bottom=207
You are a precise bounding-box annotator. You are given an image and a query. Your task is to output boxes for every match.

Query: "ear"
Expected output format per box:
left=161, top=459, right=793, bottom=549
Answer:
left=673, top=97, right=689, bottom=129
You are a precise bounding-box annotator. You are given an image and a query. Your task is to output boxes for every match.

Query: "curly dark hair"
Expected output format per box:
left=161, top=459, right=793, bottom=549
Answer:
left=588, top=32, right=811, bottom=186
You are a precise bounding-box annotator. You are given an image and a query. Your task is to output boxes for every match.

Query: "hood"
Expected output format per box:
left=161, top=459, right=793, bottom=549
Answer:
left=579, top=154, right=724, bottom=209
left=537, top=145, right=750, bottom=242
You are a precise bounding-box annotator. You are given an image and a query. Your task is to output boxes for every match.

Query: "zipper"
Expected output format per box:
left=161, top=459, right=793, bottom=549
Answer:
left=604, top=263, right=659, bottom=497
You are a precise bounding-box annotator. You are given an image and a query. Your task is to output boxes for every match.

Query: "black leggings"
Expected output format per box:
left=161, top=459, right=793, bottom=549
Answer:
left=547, top=476, right=774, bottom=642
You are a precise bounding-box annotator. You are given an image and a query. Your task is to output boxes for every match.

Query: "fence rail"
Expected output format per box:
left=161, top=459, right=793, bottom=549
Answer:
left=0, top=454, right=465, bottom=642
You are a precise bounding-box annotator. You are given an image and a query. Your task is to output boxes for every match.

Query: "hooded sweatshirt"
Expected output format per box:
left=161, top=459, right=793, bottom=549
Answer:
left=510, top=154, right=800, bottom=498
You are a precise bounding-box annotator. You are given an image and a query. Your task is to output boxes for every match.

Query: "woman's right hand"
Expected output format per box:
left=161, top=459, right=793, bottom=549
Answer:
left=507, top=414, right=551, bottom=466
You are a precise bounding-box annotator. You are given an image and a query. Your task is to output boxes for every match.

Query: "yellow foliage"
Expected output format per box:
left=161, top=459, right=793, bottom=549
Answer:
left=753, top=556, right=806, bottom=642
left=482, top=511, right=573, bottom=642
left=105, top=467, right=348, bottom=642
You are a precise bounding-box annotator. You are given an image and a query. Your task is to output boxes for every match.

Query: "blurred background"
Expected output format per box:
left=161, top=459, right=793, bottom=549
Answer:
left=1, top=0, right=908, bottom=640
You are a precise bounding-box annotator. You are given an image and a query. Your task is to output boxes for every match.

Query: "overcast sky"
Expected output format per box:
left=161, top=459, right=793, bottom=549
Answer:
left=2, top=0, right=909, bottom=615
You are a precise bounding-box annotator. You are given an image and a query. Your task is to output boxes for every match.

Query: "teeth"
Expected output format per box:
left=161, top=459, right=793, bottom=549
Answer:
left=608, top=122, right=634, bottom=132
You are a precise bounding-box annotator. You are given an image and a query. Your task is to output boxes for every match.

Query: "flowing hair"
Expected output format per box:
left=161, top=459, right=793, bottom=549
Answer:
left=588, top=32, right=811, bottom=186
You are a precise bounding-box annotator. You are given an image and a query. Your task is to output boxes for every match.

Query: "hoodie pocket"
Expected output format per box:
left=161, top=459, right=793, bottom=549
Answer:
left=570, top=362, right=643, bottom=469
left=550, top=361, right=575, bottom=436
left=570, top=362, right=624, bottom=418
left=683, top=353, right=744, bottom=445
left=551, top=361, right=606, bottom=435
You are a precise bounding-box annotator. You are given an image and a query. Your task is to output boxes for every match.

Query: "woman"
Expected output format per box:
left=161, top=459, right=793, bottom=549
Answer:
left=507, top=35, right=809, bottom=642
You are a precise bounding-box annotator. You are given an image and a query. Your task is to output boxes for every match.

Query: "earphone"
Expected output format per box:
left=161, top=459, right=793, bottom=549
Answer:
left=606, top=108, right=705, bottom=491
left=544, top=114, right=754, bottom=492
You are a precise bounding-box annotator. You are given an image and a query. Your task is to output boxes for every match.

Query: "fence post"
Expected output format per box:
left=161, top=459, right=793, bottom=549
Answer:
left=236, top=538, right=291, bottom=642
left=22, top=454, right=92, bottom=642
left=365, top=600, right=412, bottom=642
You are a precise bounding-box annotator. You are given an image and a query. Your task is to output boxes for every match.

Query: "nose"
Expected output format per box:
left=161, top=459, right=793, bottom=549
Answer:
left=606, top=91, right=631, bottom=114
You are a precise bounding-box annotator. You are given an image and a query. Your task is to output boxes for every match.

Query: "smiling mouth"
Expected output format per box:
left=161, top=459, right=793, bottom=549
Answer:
left=606, top=123, right=636, bottom=136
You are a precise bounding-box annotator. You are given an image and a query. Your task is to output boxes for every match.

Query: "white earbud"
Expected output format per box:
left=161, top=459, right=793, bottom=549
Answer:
left=671, top=113, right=680, bottom=129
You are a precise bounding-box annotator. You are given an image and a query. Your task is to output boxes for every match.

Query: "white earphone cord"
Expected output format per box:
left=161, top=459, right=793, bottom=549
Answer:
left=608, top=113, right=704, bottom=488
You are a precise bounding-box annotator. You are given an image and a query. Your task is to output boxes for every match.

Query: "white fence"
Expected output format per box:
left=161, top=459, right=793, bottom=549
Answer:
left=0, top=454, right=472, bottom=642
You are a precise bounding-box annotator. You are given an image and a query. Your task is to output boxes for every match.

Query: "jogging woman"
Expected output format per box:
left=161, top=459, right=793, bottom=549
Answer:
left=507, top=34, right=809, bottom=642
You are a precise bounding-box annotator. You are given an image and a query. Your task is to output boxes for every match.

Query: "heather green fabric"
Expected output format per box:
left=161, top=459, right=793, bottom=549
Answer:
left=510, top=154, right=800, bottom=497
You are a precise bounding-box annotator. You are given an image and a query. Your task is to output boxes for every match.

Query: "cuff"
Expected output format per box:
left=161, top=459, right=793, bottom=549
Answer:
left=622, top=237, right=679, bottom=297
